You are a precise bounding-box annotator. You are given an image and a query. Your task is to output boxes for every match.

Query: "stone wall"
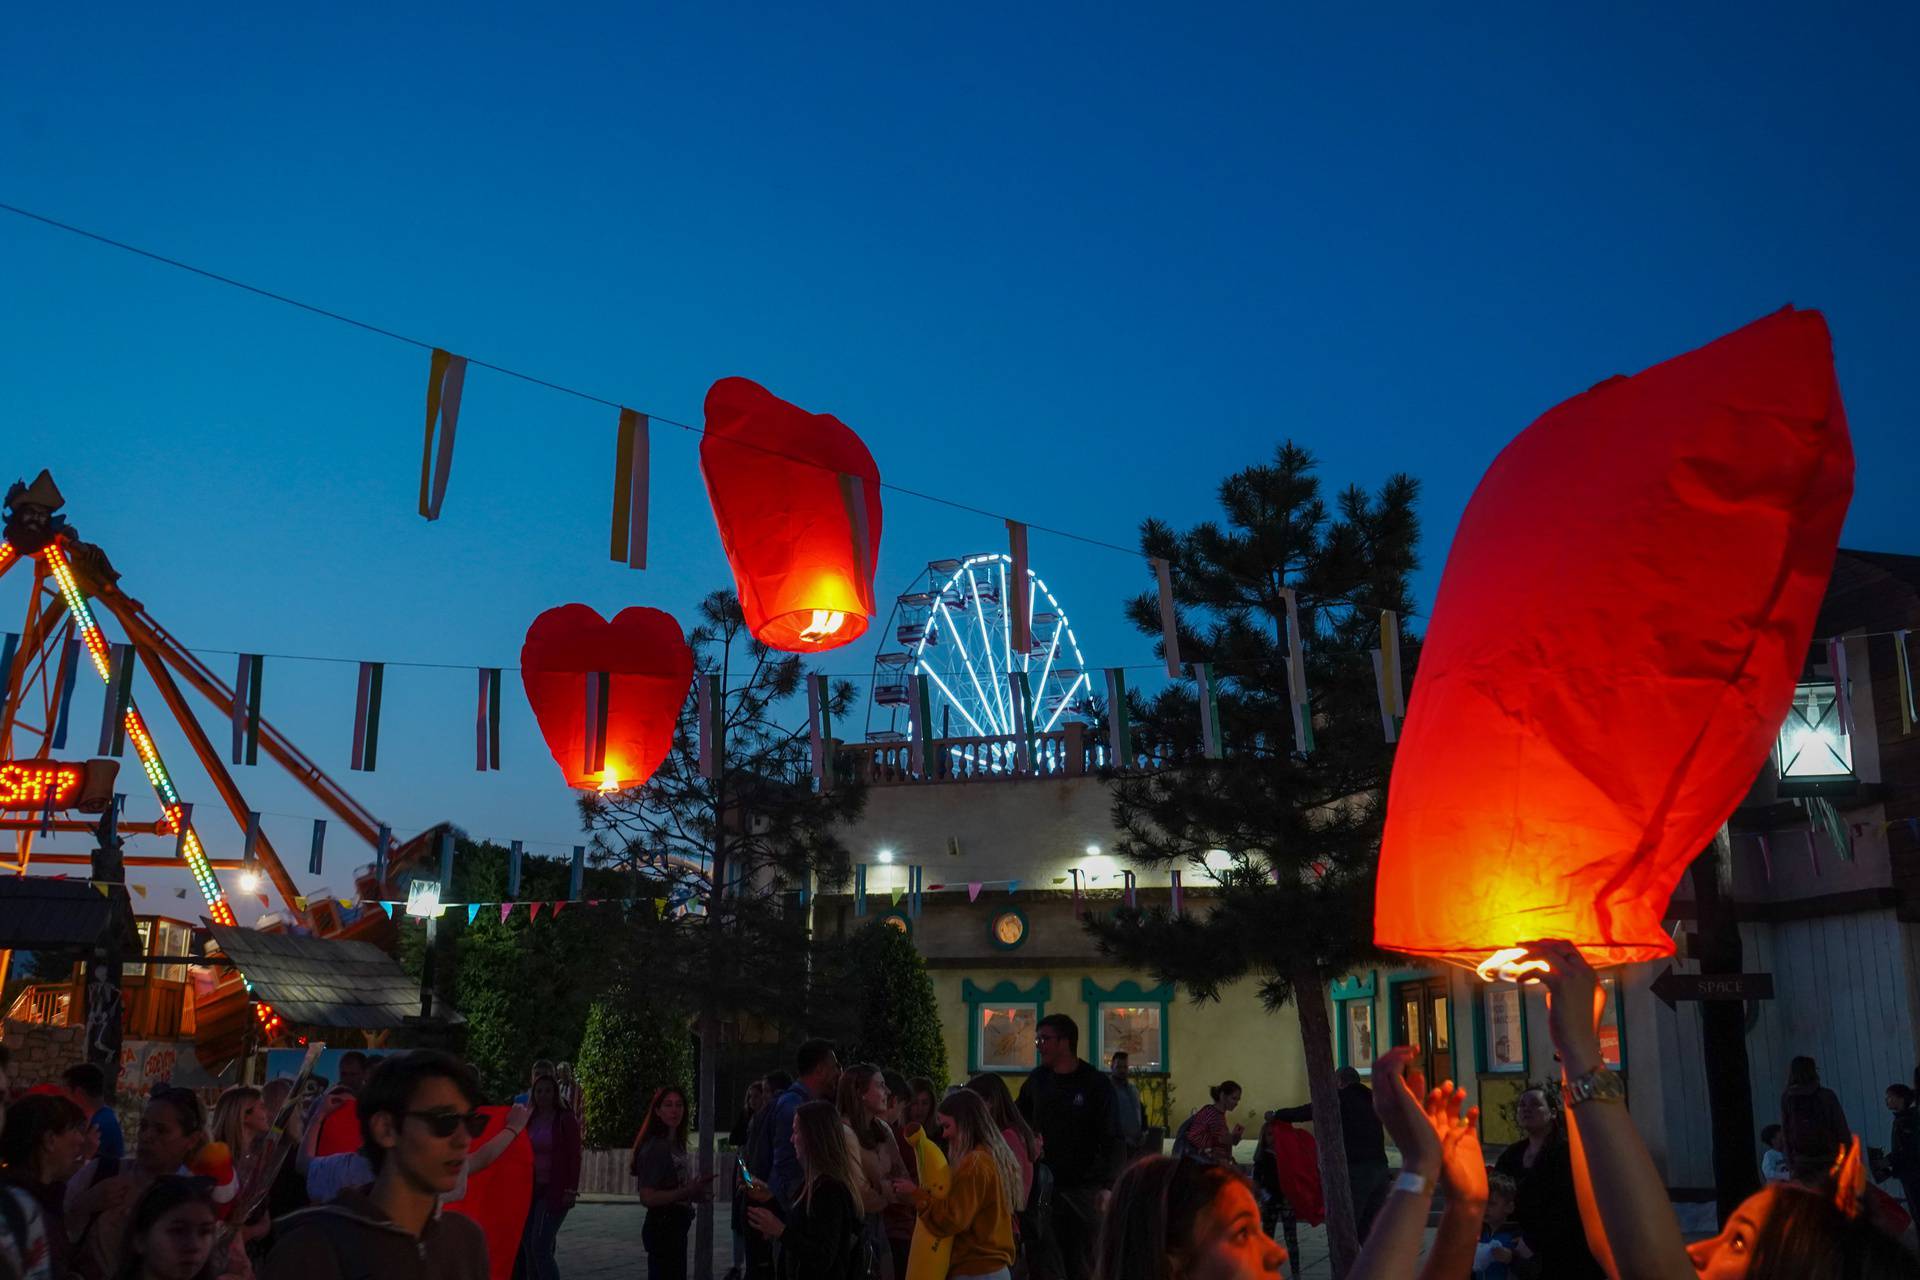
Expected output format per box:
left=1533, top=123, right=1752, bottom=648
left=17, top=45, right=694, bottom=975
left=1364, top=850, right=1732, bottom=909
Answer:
left=0, top=1019, right=87, bottom=1087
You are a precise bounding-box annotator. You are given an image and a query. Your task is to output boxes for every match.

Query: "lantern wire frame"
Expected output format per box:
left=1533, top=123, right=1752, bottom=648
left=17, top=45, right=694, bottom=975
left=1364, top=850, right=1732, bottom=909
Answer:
left=865, top=554, right=1097, bottom=773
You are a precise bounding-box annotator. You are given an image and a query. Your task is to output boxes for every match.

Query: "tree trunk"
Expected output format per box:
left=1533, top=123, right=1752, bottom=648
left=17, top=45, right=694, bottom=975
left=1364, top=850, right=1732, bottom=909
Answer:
left=1690, top=828, right=1759, bottom=1223
left=695, top=1008, right=718, bottom=1279
left=1292, top=962, right=1358, bottom=1279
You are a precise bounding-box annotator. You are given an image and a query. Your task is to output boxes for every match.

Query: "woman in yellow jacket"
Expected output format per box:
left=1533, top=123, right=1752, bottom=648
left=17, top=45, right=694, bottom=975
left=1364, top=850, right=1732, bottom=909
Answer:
left=892, top=1090, right=1020, bottom=1280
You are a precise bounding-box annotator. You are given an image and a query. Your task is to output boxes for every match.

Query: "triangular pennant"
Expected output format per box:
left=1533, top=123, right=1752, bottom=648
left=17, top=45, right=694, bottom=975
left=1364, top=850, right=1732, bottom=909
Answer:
left=653, top=897, right=668, bottom=915
left=528, top=902, right=543, bottom=921
left=967, top=882, right=982, bottom=903
left=173, top=888, right=187, bottom=899
left=889, top=885, right=904, bottom=907
left=1008, top=880, right=1020, bottom=894
left=418, top=348, right=467, bottom=520
left=552, top=901, right=568, bottom=919
left=499, top=903, right=512, bottom=923
left=339, top=898, right=355, bottom=909
left=467, top=904, right=481, bottom=925
left=294, top=895, right=308, bottom=910
left=256, top=894, right=270, bottom=910
left=132, top=885, right=147, bottom=899
left=1052, top=876, right=1066, bottom=885
left=611, top=408, right=651, bottom=569
left=92, top=882, right=110, bottom=897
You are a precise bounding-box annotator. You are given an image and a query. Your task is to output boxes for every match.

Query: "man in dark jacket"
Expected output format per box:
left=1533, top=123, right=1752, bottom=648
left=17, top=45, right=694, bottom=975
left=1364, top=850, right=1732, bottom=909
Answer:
left=767, top=1040, right=841, bottom=1208
left=264, top=1050, right=489, bottom=1280
left=1018, top=1013, right=1122, bottom=1280
left=1271, top=1066, right=1391, bottom=1239
left=1880, top=1083, right=1920, bottom=1214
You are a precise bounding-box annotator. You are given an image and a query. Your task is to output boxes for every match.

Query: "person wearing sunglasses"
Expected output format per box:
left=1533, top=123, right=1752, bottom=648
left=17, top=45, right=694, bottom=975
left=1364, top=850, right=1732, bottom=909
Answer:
left=262, top=1051, right=489, bottom=1280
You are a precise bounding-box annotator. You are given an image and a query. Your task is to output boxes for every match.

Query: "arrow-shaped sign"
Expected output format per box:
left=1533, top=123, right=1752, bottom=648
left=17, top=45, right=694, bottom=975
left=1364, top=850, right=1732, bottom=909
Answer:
left=1650, top=965, right=1775, bottom=1011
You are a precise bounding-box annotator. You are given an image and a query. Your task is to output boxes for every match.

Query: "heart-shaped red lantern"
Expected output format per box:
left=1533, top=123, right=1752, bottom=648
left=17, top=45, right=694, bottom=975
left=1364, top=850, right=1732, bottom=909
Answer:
left=700, top=377, right=883, bottom=652
left=1375, top=307, right=1852, bottom=973
left=520, top=605, right=693, bottom=791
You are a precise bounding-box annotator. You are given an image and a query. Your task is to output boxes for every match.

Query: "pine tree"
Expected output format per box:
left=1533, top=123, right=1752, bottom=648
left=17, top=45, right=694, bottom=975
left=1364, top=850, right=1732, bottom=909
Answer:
left=579, top=589, right=867, bottom=1278
left=1086, top=443, right=1419, bottom=1280
left=830, top=921, right=949, bottom=1089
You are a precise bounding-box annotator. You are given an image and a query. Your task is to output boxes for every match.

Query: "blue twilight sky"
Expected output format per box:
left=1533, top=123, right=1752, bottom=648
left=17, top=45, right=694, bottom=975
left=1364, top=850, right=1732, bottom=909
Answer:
left=1, top=5, right=1914, bottom=915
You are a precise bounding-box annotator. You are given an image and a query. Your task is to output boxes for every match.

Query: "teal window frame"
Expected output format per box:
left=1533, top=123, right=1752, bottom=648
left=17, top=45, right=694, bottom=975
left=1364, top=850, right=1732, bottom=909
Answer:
left=1330, top=971, right=1378, bottom=1074
left=962, top=977, right=1051, bottom=1075
left=1082, top=977, right=1174, bottom=1073
left=1474, top=981, right=1530, bottom=1074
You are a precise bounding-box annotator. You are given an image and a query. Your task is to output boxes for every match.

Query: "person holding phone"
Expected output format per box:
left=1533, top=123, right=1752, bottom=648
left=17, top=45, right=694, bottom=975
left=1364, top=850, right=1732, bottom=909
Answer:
left=633, top=1088, right=711, bottom=1280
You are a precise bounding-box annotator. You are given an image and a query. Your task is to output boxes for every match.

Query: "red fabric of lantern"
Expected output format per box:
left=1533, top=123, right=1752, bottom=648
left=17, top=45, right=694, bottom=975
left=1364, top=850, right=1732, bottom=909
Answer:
left=520, top=604, right=692, bottom=790
left=700, top=377, right=882, bottom=651
left=1376, top=307, right=1852, bottom=971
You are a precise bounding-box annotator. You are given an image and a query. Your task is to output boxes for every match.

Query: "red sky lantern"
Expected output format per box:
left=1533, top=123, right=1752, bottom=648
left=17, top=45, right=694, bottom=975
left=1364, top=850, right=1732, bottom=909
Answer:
left=520, top=604, right=693, bottom=791
left=1376, top=307, right=1852, bottom=975
left=700, top=377, right=882, bottom=652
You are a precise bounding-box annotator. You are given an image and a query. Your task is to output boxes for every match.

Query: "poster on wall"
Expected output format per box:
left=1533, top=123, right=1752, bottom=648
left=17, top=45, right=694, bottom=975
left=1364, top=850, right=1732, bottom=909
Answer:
left=978, top=1006, right=1039, bottom=1072
left=1345, top=1000, right=1376, bottom=1068
left=1485, top=985, right=1525, bottom=1072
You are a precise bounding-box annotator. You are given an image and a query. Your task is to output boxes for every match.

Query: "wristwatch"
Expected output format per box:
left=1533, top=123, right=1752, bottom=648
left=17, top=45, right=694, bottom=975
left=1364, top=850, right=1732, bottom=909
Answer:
left=1561, top=1066, right=1625, bottom=1108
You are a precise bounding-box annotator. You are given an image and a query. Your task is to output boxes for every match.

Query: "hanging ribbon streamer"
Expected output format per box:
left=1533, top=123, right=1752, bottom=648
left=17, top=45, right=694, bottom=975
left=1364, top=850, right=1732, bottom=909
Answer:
left=1374, top=609, right=1407, bottom=743
left=570, top=845, right=585, bottom=901
left=1828, top=638, right=1855, bottom=739
left=98, top=642, right=135, bottom=757
left=508, top=839, right=523, bottom=899
left=1105, top=668, right=1131, bottom=768
left=1070, top=868, right=1083, bottom=916
left=38, top=792, right=55, bottom=837
left=1152, top=557, right=1181, bottom=677
left=1170, top=868, right=1184, bottom=916
left=584, top=671, right=611, bottom=777
left=49, top=636, right=81, bottom=750
left=610, top=408, right=651, bottom=569
left=1008, top=520, right=1031, bottom=654
left=349, top=662, right=384, bottom=772
left=1010, top=672, right=1033, bottom=774
left=910, top=864, right=924, bottom=918
left=1756, top=833, right=1772, bottom=883
left=437, top=828, right=456, bottom=887
left=309, top=819, right=326, bottom=876
left=231, top=653, right=263, bottom=766
left=907, top=675, right=933, bottom=776
left=854, top=862, right=868, bottom=917
left=0, top=633, right=17, bottom=703
left=839, top=473, right=874, bottom=582
left=1370, top=651, right=1397, bottom=744
left=1811, top=795, right=1853, bottom=862
left=1806, top=823, right=1821, bottom=877
left=476, top=667, right=502, bottom=771
left=1194, top=662, right=1224, bottom=758
left=237, top=810, right=260, bottom=867
left=807, top=673, right=833, bottom=789
left=697, top=674, right=722, bottom=779
left=418, top=348, right=467, bottom=520
left=1894, top=630, right=1915, bottom=737
left=1123, top=869, right=1137, bottom=909
left=1279, top=588, right=1314, bottom=755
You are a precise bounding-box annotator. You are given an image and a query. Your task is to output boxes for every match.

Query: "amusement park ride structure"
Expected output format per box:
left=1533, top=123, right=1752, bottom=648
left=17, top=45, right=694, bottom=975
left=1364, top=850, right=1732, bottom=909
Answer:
left=0, top=471, right=414, bottom=1045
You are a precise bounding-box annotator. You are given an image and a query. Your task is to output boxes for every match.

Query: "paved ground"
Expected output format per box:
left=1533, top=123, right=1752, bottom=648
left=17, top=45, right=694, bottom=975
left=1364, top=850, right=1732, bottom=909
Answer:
left=554, top=1200, right=1424, bottom=1279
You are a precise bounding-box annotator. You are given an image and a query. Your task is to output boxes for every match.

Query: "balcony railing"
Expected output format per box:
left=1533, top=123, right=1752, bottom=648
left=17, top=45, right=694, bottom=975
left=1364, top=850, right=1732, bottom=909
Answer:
left=839, top=723, right=1168, bottom=785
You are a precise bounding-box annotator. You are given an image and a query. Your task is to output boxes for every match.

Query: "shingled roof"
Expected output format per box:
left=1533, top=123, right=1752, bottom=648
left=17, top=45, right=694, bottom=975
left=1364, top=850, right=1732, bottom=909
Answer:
left=206, top=924, right=462, bottom=1030
left=0, top=878, right=140, bottom=950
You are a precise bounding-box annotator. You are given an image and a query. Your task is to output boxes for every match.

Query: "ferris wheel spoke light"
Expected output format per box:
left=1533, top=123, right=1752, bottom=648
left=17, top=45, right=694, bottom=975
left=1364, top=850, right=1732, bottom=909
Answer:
left=1042, top=671, right=1091, bottom=732
left=917, top=663, right=991, bottom=738
left=935, top=598, right=1002, bottom=735
left=964, top=566, right=1011, bottom=728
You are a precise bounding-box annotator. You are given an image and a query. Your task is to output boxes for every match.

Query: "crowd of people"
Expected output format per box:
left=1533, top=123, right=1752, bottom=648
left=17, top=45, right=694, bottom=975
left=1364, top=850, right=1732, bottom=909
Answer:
left=2, top=939, right=1916, bottom=1280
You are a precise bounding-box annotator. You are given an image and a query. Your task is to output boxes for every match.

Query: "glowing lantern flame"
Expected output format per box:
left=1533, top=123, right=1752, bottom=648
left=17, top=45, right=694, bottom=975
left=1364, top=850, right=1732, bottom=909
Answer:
left=1474, top=948, right=1551, bottom=984
left=597, top=767, right=620, bottom=793
left=798, top=611, right=846, bottom=643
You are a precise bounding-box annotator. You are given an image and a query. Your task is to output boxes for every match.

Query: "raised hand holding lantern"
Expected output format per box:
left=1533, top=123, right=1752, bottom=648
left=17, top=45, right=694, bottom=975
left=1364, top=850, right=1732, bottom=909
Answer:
left=700, top=377, right=882, bottom=652
left=1375, top=307, right=1853, bottom=975
left=520, top=604, right=693, bottom=791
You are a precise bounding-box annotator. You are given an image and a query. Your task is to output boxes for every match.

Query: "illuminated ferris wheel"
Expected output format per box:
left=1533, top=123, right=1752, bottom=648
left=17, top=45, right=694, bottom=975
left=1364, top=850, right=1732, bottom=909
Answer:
left=866, top=554, right=1096, bottom=763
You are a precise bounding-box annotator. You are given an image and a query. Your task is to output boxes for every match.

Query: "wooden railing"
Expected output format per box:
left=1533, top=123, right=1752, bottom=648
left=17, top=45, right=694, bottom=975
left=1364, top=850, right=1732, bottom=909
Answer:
left=5, top=986, right=72, bottom=1026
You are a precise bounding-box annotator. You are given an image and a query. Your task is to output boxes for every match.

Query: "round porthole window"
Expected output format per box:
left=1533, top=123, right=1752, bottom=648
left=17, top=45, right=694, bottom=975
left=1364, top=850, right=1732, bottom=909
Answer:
left=989, top=908, right=1028, bottom=951
left=880, top=911, right=912, bottom=936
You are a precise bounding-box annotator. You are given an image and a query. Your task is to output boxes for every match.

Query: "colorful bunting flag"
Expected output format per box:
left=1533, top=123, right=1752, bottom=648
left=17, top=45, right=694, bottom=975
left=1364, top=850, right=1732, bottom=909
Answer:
left=476, top=667, right=502, bottom=771
left=697, top=675, right=722, bottom=779
left=1151, top=557, right=1181, bottom=677
left=839, top=473, right=873, bottom=583
left=551, top=901, right=567, bottom=919
left=231, top=653, right=263, bottom=765
left=418, top=348, right=467, bottom=521
left=1008, top=521, right=1031, bottom=653
left=967, top=882, right=983, bottom=902
left=528, top=902, right=543, bottom=922
left=1105, top=668, right=1131, bottom=768
left=1194, top=663, right=1224, bottom=758
left=584, top=671, right=611, bottom=776
left=889, top=885, right=904, bottom=907
left=807, top=673, right=834, bottom=789
left=1895, top=631, right=1916, bottom=736
left=1279, top=588, right=1314, bottom=755
left=49, top=636, right=81, bottom=750
left=92, top=881, right=109, bottom=898
left=308, top=819, right=326, bottom=876
left=499, top=902, right=513, bottom=923
left=610, top=408, right=650, bottom=569
left=1007, top=880, right=1021, bottom=894
left=293, top=894, right=306, bottom=910
left=99, top=642, right=135, bottom=757
left=349, top=662, right=384, bottom=772
left=132, top=885, right=147, bottom=899
left=467, top=904, right=481, bottom=925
